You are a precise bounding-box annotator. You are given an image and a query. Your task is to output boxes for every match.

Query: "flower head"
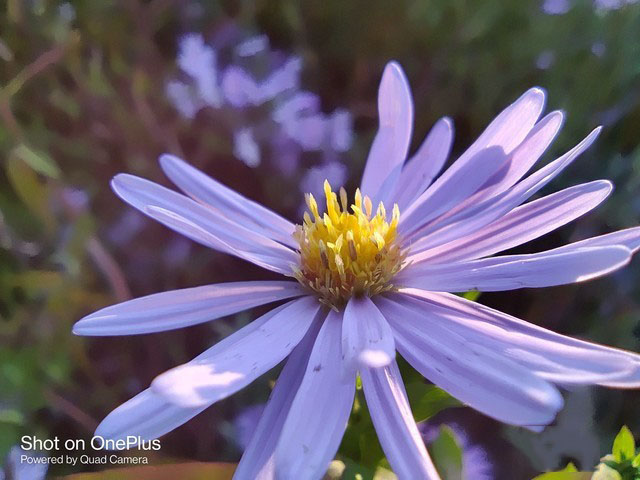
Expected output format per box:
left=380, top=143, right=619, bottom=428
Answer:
left=74, top=61, right=640, bottom=480
left=294, top=181, right=404, bottom=308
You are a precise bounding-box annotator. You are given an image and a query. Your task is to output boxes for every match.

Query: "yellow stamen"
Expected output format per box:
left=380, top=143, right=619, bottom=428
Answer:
left=293, top=180, right=406, bottom=309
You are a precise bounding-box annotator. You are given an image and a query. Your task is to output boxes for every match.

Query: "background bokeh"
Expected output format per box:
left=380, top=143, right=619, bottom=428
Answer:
left=1, top=0, right=640, bottom=478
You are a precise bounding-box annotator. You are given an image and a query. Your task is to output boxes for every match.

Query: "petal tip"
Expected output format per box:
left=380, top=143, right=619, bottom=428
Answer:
left=158, top=153, right=186, bottom=171
left=71, top=322, right=84, bottom=336
left=384, top=60, right=404, bottom=75
left=110, top=173, right=137, bottom=196
left=519, top=86, right=547, bottom=112
left=527, top=86, right=547, bottom=100
left=380, top=61, right=411, bottom=98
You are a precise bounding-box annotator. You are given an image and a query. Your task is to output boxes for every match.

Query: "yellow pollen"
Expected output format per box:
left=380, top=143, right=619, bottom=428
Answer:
left=293, top=180, right=406, bottom=309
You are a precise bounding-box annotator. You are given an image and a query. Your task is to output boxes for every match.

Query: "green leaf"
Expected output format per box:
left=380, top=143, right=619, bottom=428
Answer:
left=532, top=463, right=593, bottom=480
left=429, top=426, right=463, bottom=480
left=613, top=426, right=636, bottom=462
left=0, top=408, right=25, bottom=425
left=461, top=290, right=481, bottom=301
left=632, top=452, right=640, bottom=468
left=532, top=472, right=593, bottom=480
left=5, top=155, right=55, bottom=231
left=61, top=462, right=236, bottom=480
left=405, top=382, right=462, bottom=423
left=8, top=270, right=64, bottom=296
left=339, top=458, right=377, bottom=479
left=12, top=144, right=61, bottom=179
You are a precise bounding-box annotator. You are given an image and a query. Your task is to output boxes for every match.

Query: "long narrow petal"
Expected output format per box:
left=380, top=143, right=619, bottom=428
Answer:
left=552, top=226, right=640, bottom=254
left=410, top=178, right=610, bottom=265
left=146, top=206, right=294, bottom=275
left=160, top=154, right=297, bottom=248
left=234, top=308, right=326, bottom=480
left=397, top=289, right=640, bottom=386
left=401, top=87, right=545, bottom=234
left=73, top=281, right=305, bottom=335
left=417, top=111, right=564, bottom=236
left=360, top=62, right=413, bottom=201
left=111, top=174, right=298, bottom=274
left=275, top=310, right=356, bottom=479
left=399, top=146, right=508, bottom=236
left=342, top=296, right=396, bottom=370
left=391, top=117, right=454, bottom=210
left=399, top=246, right=631, bottom=292
left=459, top=87, right=546, bottom=160
left=361, top=361, right=441, bottom=479
left=407, top=128, right=602, bottom=255
left=95, top=389, right=206, bottom=444
left=466, top=110, right=564, bottom=205
left=377, top=295, right=563, bottom=428
left=151, top=297, right=320, bottom=408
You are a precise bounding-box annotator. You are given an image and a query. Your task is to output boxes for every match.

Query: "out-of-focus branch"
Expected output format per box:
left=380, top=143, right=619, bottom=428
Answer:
left=0, top=37, right=74, bottom=139
left=4, top=41, right=68, bottom=98
left=87, top=237, right=132, bottom=302
left=0, top=94, right=22, bottom=139
left=44, top=388, right=98, bottom=433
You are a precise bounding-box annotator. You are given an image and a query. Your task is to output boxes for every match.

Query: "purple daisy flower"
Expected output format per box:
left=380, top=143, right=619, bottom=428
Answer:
left=74, top=62, right=640, bottom=479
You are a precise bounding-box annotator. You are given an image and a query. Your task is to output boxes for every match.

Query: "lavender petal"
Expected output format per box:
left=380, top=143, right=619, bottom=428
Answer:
left=396, top=290, right=640, bottom=386
left=275, top=310, right=356, bottom=479
left=151, top=297, right=320, bottom=408
left=160, top=154, right=296, bottom=247
left=360, top=62, right=413, bottom=201
left=95, top=389, right=206, bottom=444
left=377, top=295, right=563, bottom=428
left=342, top=296, right=396, bottom=370
left=234, top=308, right=325, bottom=479
left=73, top=281, right=305, bottom=336
left=400, top=245, right=631, bottom=292
left=391, top=117, right=454, bottom=211
left=361, top=361, right=441, bottom=479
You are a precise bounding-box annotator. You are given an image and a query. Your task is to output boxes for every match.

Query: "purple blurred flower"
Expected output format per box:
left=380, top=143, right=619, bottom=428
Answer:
left=176, top=34, right=222, bottom=108
left=299, top=161, right=349, bottom=207
left=233, top=128, right=261, bottom=167
left=329, top=109, right=354, bottom=152
left=592, top=41, right=607, bottom=57
left=270, top=134, right=300, bottom=178
left=166, top=32, right=353, bottom=173
left=536, top=50, right=556, bottom=70
left=542, top=0, right=571, bottom=14
left=233, top=404, right=266, bottom=450
left=594, top=0, right=638, bottom=11
left=259, top=56, right=302, bottom=102
left=236, top=35, right=269, bottom=57
left=273, top=91, right=321, bottom=125
left=423, top=423, right=493, bottom=480
left=221, top=66, right=261, bottom=107
left=1, top=447, right=48, bottom=480
left=75, top=62, right=640, bottom=479
left=165, top=80, right=201, bottom=119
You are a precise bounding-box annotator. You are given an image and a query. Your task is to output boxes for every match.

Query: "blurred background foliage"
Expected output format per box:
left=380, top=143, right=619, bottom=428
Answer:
left=1, top=0, right=640, bottom=478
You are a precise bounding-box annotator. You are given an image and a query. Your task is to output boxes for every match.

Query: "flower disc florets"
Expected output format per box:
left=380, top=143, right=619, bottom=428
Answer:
left=294, top=180, right=406, bottom=309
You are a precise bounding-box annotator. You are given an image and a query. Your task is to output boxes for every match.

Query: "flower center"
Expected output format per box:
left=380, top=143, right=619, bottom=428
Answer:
left=293, top=180, right=406, bottom=309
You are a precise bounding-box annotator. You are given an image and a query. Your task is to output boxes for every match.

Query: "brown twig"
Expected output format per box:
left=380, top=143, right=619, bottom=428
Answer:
left=44, top=388, right=98, bottom=433
left=4, top=42, right=68, bottom=98
left=0, top=39, right=72, bottom=139
left=87, top=237, right=132, bottom=302
left=0, top=94, right=22, bottom=139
